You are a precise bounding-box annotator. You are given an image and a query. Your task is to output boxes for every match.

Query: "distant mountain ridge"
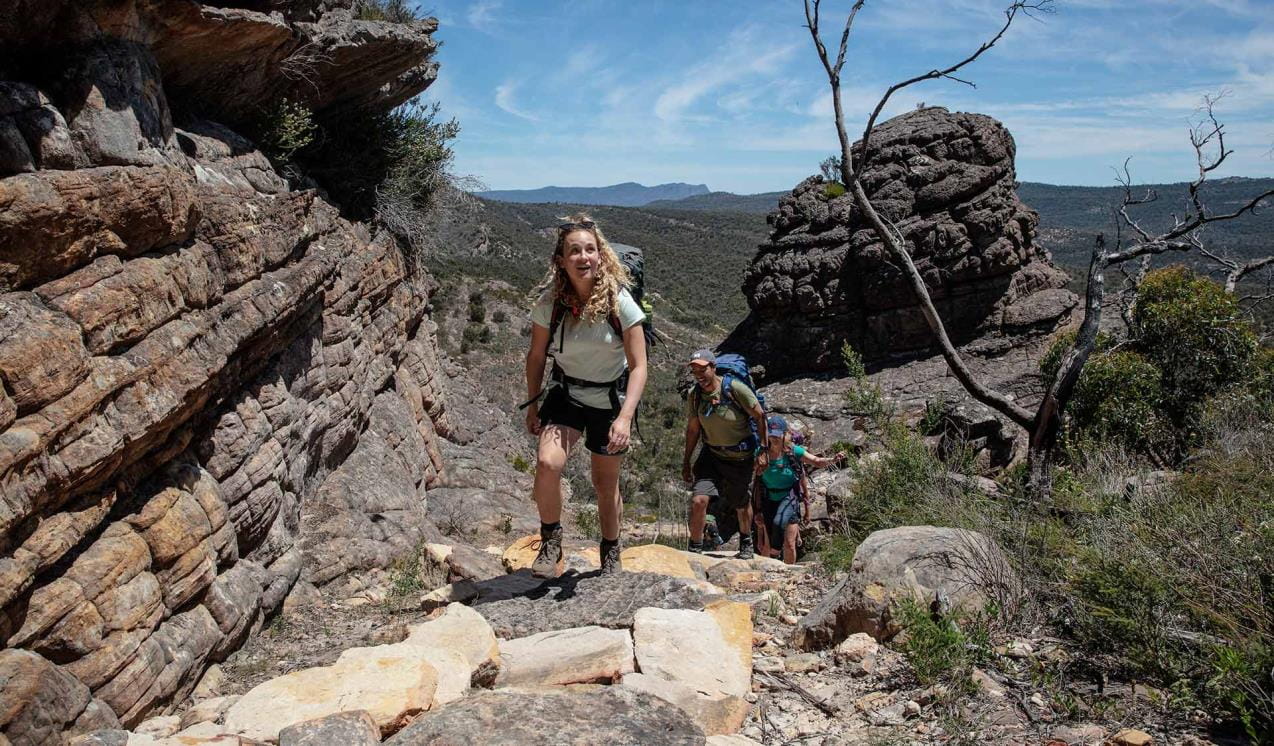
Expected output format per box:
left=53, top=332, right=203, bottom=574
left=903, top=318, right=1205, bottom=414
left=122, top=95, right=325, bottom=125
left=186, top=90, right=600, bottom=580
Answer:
left=646, top=190, right=786, bottom=212
left=476, top=181, right=710, bottom=207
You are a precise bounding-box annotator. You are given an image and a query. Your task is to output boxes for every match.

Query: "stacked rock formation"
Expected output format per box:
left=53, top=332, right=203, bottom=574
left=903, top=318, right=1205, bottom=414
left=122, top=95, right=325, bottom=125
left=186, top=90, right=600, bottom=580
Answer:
left=0, top=2, right=515, bottom=742
left=725, top=107, right=1076, bottom=380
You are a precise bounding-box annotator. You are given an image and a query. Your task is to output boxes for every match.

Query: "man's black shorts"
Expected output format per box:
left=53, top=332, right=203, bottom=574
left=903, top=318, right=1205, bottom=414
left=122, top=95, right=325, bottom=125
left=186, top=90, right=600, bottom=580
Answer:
left=691, top=449, right=755, bottom=510
left=538, top=386, right=626, bottom=456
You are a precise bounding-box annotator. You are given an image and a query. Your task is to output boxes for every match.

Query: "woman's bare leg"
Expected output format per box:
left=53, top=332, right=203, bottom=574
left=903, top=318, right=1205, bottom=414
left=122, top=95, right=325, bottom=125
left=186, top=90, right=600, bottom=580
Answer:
left=783, top=523, right=801, bottom=565
left=533, top=425, right=580, bottom=524
left=590, top=451, right=624, bottom=542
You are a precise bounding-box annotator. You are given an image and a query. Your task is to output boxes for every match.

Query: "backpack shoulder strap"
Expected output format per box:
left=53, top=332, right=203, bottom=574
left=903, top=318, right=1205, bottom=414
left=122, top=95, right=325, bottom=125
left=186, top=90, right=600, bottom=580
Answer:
left=547, top=301, right=568, bottom=354
left=609, top=311, right=622, bottom=338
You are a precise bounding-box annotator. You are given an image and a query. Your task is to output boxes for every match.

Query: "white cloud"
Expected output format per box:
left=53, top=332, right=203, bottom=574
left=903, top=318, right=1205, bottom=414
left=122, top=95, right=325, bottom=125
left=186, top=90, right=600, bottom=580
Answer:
left=653, top=27, right=800, bottom=122
left=494, top=81, right=540, bottom=121
left=466, top=0, right=501, bottom=32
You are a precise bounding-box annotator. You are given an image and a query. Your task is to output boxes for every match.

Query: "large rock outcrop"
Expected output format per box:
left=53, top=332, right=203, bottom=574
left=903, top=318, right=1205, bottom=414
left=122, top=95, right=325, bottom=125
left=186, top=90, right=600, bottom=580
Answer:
left=725, top=107, right=1076, bottom=380
left=0, top=4, right=529, bottom=742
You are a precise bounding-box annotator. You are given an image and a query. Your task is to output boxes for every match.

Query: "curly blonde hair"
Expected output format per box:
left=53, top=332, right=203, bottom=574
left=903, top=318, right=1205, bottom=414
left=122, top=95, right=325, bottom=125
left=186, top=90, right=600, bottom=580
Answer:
left=540, top=212, right=631, bottom=323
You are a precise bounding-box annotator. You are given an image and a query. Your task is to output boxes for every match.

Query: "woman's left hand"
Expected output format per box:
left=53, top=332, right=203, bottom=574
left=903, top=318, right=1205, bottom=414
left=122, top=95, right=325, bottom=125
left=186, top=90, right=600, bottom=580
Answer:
left=607, top=415, right=632, bottom=454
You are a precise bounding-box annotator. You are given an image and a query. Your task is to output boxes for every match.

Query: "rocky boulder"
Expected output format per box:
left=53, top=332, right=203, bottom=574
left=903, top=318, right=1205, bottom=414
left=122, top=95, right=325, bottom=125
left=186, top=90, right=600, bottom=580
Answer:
left=473, top=571, right=719, bottom=639
left=384, top=688, right=706, bottom=746
left=796, top=526, right=1017, bottom=647
left=724, top=107, right=1076, bottom=380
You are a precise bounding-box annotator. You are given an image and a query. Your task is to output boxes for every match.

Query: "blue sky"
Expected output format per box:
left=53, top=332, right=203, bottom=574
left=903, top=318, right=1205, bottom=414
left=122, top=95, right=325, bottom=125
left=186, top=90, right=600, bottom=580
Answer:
left=420, top=0, right=1273, bottom=194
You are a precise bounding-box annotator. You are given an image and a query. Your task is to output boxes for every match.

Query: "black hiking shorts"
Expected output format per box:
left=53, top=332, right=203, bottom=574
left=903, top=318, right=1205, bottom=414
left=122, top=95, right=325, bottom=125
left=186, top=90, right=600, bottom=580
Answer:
left=691, top=449, right=754, bottom=510
left=538, top=385, right=626, bottom=456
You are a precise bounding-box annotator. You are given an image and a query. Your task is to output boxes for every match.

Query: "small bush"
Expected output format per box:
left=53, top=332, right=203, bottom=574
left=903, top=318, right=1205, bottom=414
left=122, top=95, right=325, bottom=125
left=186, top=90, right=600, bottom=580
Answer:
left=823, top=182, right=847, bottom=198
left=353, top=0, right=417, bottom=22
left=574, top=504, right=601, bottom=541
left=897, top=599, right=990, bottom=689
left=257, top=98, right=316, bottom=164
left=841, top=340, right=867, bottom=378
left=300, top=101, right=459, bottom=222
left=509, top=453, right=531, bottom=474
left=1064, top=349, right=1171, bottom=456
left=492, top=308, right=508, bottom=324
left=1133, top=266, right=1258, bottom=447
left=468, top=292, right=487, bottom=323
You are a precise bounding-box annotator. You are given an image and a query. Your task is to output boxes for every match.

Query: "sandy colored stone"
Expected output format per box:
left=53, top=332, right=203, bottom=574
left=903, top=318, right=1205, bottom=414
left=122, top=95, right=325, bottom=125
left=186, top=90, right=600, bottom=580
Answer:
left=179, top=695, right=239, bottom=730
left=707, top=735, right=762, bottom=746
left=222, top=645, right=438, bottom=741
left=418, top=580, right=477, bottom=611
left=704, top=599, right=753, bottom=672
left=834, top=633, right=879, bottom=663
left=501, top=534, right=554, bottom=573
left=630, top=607, right=750, bottom=735
left=623, top=672, right=749, bottom=737
left=402, top=603, right=498, bottom=672
left=1111, top=729, right=1153, bottom=746
left=134, top=714, right=180, bottom=738
left=494, top=625, right=634, bottom=688
left=619, top=544, right=697, bottom=579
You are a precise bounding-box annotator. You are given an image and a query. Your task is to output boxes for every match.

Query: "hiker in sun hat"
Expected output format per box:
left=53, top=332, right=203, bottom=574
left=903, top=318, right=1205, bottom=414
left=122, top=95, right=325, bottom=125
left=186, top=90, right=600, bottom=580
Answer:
left=752, top=414, right=844, bottom=564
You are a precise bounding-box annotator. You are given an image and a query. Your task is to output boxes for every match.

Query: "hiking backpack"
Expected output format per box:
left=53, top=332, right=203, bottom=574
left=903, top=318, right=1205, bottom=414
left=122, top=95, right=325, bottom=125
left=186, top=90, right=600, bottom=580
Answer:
left=691, top=352, right=767, bottom=452
left=545, top=241, right=654, bottom=354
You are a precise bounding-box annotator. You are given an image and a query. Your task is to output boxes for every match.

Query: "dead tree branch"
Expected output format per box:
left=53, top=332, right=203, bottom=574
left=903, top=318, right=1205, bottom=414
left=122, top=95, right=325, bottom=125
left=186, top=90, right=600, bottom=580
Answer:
left=805, top=1, right=1273, bottom=502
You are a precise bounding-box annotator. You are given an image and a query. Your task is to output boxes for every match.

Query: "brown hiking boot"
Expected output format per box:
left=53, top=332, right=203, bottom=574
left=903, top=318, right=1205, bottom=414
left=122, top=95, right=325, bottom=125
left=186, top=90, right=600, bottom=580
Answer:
left=531, top=525, right=563, bottom=578
left=600, top=539, right=622, bottom=574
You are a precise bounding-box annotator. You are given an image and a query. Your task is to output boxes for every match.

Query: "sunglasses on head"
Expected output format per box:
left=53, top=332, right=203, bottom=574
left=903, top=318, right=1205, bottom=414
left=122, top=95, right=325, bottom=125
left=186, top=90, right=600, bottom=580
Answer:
left=558, top=220, right=596, bottom=232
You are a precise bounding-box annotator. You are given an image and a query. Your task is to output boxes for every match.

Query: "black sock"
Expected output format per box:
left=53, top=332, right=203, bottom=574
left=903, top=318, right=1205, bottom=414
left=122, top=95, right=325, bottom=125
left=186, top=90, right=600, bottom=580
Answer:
left=541, top=521, right=561, bottom=534
left=600, top=537, right=619, bottom=552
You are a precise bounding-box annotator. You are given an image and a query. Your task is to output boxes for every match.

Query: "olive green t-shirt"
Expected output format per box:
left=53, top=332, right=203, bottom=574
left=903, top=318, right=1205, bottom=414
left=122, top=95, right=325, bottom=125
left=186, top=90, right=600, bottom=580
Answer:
left=688, top=378, right=760, bottom=461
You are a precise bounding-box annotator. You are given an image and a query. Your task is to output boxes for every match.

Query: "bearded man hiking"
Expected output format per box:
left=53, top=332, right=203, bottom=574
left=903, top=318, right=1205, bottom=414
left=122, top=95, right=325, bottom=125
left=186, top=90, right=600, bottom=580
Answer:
left=682, top=349, right=768, bottom=558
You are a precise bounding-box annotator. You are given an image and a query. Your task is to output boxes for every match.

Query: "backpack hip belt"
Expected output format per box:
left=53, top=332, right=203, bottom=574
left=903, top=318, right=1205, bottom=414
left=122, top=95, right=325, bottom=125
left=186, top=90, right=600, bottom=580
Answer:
left=519, top=364, right=628, bottom=412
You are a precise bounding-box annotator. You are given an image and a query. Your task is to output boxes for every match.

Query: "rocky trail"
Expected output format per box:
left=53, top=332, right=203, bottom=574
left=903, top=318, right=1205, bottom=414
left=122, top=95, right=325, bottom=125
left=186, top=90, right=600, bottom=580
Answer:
left=65, top=529, right=1174, bottom=746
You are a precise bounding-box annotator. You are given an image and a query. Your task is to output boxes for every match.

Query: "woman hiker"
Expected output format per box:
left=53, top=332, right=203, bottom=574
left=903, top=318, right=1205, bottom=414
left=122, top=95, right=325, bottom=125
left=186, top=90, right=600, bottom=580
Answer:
left=522, top=214, right=648, bottom=577
left=683, top=349, right=768, bottom=558
left=753, top=414, right=843, bottom=564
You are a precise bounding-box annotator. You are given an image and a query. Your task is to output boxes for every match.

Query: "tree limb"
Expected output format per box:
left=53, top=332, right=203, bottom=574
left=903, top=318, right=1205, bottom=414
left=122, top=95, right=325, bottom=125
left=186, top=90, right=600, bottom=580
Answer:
left=856, top=0, right=1051, bottom=173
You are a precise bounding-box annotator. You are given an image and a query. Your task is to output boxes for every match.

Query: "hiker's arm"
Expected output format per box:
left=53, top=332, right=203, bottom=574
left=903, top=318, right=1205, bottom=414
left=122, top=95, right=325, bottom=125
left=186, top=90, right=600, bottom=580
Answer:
left=524, top=323, right=550, bottom=435
left=607, top=323, right=648, bottom=454
left=800, top=451, right=844, bottom=469
left=682, top=415, right=701, bottom=483
left=748, top=402, right=770, bottom=450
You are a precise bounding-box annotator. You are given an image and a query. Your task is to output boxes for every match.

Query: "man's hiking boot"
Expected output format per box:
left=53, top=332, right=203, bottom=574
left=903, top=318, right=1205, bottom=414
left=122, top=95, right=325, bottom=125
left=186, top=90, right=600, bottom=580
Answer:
left=735, top=533, right=754, bottom=560
left=687, top=540, right=705, bottom=554
left=600, top=539, right=622, bottom=574
left=531, top=525, right=563, bottom=578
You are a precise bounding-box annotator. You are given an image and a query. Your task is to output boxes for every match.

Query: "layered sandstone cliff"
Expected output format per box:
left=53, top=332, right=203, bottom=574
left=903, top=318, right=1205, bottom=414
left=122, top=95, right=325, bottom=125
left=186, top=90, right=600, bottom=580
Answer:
left=724, top=107, right=1077, bottom=381
left=0, top=3, right=510, bottom=742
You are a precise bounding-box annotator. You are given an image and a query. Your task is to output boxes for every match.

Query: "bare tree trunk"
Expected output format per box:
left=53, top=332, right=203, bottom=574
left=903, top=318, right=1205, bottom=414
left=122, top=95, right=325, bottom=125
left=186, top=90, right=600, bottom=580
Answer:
left=1025, top=237, right=1107, bottom=501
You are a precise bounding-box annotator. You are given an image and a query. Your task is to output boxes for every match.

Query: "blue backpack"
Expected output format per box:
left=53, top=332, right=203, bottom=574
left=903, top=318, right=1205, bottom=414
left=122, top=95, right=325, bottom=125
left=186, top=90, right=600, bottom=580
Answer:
left=692, top=352, right=766, bottom=452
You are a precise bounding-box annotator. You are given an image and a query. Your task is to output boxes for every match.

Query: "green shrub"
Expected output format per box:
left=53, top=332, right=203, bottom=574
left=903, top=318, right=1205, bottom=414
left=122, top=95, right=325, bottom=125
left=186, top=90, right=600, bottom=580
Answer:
left=300, top=101, right=459, bottom=222
left=353, top=0, right=417, bottom=22
left=823, top=182, right=847, bottom=198
left=813, top=533, right=858, bottom=575
left=1064, top=349, right=1171, bottom=455
left=830, top=422, right=966, bottom=543
left=493, top=309, right=508, bottom=324
left=468, top=292, right=487, bottom=323
left=896, top=599, right=990, bottom=689
left=509, top=454, right=531, bottom=474
left=574, top=504, right=601, bottom=541
left=1133, top=266, right=1258, bottom=432
left=840, top=340, right=867, bottom=378
left=257, top=98, right=316, bottom=164
left=1062, top=431, right=1273, bottom=735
